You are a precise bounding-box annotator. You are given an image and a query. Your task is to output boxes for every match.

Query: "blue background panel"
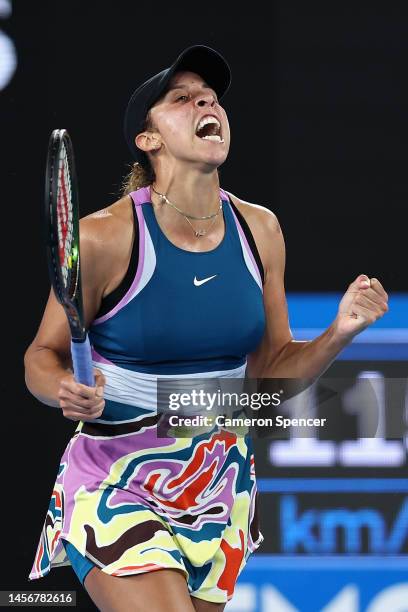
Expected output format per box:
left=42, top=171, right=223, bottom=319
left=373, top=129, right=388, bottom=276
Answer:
left=228, top=556, right=408, bottom=611
left=287, top=293, right=408, bottom=360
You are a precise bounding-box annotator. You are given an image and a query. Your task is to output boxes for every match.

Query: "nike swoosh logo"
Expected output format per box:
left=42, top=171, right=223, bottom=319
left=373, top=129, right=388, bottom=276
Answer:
left=194, top=274, right=218, bottom=286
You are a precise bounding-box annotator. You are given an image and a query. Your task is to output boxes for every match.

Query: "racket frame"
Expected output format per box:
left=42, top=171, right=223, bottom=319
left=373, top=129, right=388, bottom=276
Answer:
left=45, top=129, right=86, bottom=342
left=44, top=129, right=94, bottom=387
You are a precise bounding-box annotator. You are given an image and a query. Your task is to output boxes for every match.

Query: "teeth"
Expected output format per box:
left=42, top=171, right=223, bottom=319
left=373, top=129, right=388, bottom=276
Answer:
left=202, top=135, right=224, bottom=143
left=197, top=115, right=221, bottom=132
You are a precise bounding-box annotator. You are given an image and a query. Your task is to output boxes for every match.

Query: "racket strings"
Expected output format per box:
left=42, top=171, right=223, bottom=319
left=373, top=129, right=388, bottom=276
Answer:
left=57, top=143, right=75, bottom=291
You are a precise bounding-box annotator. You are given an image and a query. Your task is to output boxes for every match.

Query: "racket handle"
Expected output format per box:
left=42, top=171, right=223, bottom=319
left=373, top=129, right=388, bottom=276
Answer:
left=71, top=336, right=95, bottom=387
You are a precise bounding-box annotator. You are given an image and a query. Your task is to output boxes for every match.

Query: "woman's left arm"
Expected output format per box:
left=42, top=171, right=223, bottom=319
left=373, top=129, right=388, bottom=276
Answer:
left=245, top=207, right=389, bottom=380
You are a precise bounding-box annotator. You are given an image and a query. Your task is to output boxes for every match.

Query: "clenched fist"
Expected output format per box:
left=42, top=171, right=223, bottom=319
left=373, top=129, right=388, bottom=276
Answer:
left=58, top=368, right=106, bottom=421
left=334, top=274, right=389, bottom=340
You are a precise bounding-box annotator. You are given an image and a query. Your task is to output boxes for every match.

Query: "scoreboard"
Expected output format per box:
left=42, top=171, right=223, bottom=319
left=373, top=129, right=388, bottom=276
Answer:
left=227, top=294, right=408, bottom=612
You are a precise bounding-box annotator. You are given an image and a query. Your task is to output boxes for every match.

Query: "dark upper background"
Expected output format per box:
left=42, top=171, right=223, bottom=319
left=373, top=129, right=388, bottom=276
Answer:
left=2, top=1, right=407, bottom=301
left=0, top=0, right=406, bottom=603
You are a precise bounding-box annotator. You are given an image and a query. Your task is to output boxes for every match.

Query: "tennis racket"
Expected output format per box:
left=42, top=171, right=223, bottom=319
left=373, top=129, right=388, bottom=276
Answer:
left=45, top=129, right=94, bottom=387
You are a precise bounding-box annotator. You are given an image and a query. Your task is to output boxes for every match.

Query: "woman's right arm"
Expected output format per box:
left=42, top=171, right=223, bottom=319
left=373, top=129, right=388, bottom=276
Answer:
left=24, top=288, right=81, bottom=408
left=24, top=215, right=115, bottom=420
left=24, top=288, right=106, bottom=420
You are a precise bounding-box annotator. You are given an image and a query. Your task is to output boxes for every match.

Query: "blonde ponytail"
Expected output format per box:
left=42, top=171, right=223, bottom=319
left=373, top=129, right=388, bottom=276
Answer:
left=122, top=111, right=156, bottom=195
left=121, top=161, right=155, bottom=196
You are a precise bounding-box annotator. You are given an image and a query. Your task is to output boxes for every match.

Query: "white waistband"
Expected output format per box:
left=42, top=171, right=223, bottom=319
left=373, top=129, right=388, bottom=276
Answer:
left=93, top=360, right=247, bottom=410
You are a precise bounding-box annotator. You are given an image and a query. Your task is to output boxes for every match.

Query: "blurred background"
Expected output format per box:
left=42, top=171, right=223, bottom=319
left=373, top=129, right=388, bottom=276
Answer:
left=1, top=1, right=407, bottom=610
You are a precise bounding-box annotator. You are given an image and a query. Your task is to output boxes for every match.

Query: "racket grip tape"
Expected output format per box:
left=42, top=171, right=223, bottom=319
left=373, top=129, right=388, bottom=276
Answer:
left=70, top=336, right=95, bottom=387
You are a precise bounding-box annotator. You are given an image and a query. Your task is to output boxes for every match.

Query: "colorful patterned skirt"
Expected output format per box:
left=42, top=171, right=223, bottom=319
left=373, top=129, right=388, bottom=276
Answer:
left=29, top=367, right=263, bottom=604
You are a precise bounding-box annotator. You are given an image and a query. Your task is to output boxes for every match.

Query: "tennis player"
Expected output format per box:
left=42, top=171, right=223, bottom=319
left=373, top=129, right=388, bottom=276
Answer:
left=24, top=45, right=389, bottom=611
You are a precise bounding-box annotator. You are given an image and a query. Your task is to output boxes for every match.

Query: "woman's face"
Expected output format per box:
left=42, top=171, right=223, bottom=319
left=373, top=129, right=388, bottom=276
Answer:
left=147, top=71, right=230, bottom=169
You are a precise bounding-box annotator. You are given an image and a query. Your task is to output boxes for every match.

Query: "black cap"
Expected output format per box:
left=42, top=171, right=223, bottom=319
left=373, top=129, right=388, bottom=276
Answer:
left=124, top=45, right=231, bottom=164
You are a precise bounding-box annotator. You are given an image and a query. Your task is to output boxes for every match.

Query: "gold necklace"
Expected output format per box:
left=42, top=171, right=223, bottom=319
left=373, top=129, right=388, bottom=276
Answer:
left=150, top=185, right=223, bottom=238
left=184, top=211, right=220, bottom=237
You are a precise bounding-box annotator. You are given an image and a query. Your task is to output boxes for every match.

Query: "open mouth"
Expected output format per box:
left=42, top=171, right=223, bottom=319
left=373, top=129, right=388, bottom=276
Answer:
left=195, top=115, right=224, bottom=143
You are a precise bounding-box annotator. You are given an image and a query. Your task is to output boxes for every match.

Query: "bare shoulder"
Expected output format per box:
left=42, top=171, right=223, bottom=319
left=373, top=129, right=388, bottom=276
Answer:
left=227, top=190, right=281, bottom=235
left=80, top=195, right=133, bottom=243
left=226, top=190, right=284, bottom=271
left=78, top=195, right=135, bottom=292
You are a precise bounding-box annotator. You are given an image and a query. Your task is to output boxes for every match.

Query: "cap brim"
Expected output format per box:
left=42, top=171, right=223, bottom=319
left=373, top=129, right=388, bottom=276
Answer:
left=151, top=45, right=231, bottom=107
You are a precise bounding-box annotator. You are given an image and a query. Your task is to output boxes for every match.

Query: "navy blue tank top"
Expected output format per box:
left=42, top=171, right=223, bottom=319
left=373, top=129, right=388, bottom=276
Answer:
left=89, top=187, right=265, bottom=376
